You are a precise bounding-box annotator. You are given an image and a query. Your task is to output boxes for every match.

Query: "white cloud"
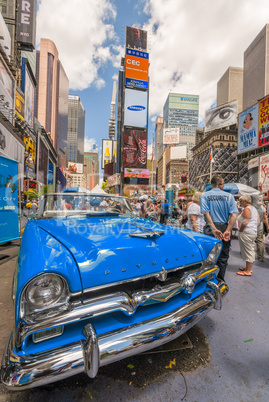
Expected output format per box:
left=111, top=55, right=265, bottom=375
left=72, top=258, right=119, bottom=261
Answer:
left=143, top=0, right=269, bottom=122
left=37, top=0, right=118, bottom=91
left=84, top=138, right=97, bottom=152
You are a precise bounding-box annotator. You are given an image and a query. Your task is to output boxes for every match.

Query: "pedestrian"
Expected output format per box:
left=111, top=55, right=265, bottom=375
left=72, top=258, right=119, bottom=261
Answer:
left=160, top=199, right=169, bottom=224
left=200, top=176, right=238, bottom=282
left=252, top=194, right=269, bottom=262
left=185, top=192, right=205, bottom=233
left=236, top=195, right=259, bottom=276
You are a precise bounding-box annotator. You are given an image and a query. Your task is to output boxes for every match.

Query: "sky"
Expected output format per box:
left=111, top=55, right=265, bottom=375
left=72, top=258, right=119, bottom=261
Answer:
left=36, top=0, right=269, bottom=173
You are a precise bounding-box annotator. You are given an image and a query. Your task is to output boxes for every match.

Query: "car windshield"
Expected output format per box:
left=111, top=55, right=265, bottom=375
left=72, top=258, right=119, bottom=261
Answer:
left=39, top=193, right=134, bottom=218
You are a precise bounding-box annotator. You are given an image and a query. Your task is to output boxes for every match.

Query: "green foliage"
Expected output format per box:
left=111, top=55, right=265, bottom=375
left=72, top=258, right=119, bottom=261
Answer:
left=23, top=190, right=38, bottom=200
left=39, top=184, right=54, bottom=196
left=101, top=180, right=107, bottom=190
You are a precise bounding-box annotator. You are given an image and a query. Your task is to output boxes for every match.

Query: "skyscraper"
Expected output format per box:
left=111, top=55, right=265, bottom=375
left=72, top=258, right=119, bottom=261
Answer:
left=243, top=24, right=269, bottom=110
left=67, top=95, right=85, bottom=166
left=35, top=38, right=69, bottom=168
left=217, top=67, right=243, bottom=113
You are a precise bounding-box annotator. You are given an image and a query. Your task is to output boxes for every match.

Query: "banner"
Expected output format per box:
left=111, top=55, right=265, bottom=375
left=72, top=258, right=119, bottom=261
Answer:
left=123, top=128, right=147, bottom=168
left=259, top=153, right=269, bottom=193
left=238, top=103, right=259, bottom=154
left=0, top=155, right=19, bottom=243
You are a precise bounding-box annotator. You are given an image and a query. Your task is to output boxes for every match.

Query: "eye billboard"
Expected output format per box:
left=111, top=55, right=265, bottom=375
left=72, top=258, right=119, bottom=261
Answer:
left=205, top=100, right=238, bottom=132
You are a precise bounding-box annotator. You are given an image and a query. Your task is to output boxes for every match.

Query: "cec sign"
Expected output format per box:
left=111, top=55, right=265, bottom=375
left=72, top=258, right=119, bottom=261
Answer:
left=125, top=48, right=149, bottom=89
left=124, top=89, right=148, bottom=129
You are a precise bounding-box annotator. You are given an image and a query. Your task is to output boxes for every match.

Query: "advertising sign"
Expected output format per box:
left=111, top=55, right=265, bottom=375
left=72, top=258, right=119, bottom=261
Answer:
left=205, top=100, right=238, bottom=132
left=24, top=179, right=38, bottom=193
left=238, top=103, right=259, bottom=154
left=123, top=128, right=147, bottom=168
left=102, top=139, right=113, bottom=169
left=67, top=162, right=83, bottom=174
left=124, top=168, right=150, bottom=179
left=163, top=128, right=179, bottom=145
left=126, top=26, right=147, bottom=52
left=258, top=96, right=269, bottom=148
left=15, top=88, right=25, bottom=121
left=179, top=174, right=188, bottom=186
left=21, top=58, right=35, bottom=128
left=248, top=157, right=259, bottom=189
left=0, top=13, right=11, bottom=60
left=107, top=173, right=121, bottom=187
left=0, top=55, right=14, bottom=113
left=48, top=160, right=54, bottom=185
left=170, top=146, right=187, bottom=160
left=16, top=0, right=37, bottom=50
left=38, top=138, right=48, bottom=184
left=124, top=88, right=148, bottom=128
left=0, top=155, right=19, bottom=243
left=125, top=48, right=149, bottom=88
left=259, top=153, right=269, bottom=193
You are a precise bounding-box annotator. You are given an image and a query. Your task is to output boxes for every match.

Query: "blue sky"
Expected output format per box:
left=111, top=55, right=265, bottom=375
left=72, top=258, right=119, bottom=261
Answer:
left=36, top=0, right=269, bottom=175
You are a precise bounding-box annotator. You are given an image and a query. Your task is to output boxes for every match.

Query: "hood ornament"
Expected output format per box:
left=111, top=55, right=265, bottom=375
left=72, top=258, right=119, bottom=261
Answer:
left=156, top=267, right=168, bottom=282
left=129, top=224, right=165, bottom=239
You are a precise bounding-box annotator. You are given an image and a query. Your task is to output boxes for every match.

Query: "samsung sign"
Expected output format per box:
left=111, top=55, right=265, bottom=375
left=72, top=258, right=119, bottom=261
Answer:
left=16, top=0, right=36, bottom=50
left=124, top=89, right=148, bottom=129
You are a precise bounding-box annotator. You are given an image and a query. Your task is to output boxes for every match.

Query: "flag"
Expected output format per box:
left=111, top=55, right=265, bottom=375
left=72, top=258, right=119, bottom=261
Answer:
left=210, top=143, right=214, bottom=163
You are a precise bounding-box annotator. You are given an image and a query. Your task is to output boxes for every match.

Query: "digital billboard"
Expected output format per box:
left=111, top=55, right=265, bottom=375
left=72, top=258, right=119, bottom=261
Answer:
left=126, top=26, right=147, bottom=52
left=238, top=103, right=259, bottom=154
left=102, top=140, right=117, bottom=169
left=125, top=48, right=149, bottom=89
left=124, top=168, right=150, bottom=179
left=163, top=128, right=179, bottom=144
left=15, top=88, right=25, bottom=121
left=124, top=88, right=148, bottom=128
left=16, top=0, right=37, bottom=50
left=205, top=100, right=238, bottom=132
left=123, top=128, right=147, bottom=168
left=258, top=96, right=269, bottom=148
left=21, top=58, right=35, bottom=128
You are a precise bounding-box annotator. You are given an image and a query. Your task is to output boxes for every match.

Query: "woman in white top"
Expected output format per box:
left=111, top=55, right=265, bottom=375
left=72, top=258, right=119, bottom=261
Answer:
left=237, top=195, right=260, bottom=277
left=185, top=192, right=205, bottom=233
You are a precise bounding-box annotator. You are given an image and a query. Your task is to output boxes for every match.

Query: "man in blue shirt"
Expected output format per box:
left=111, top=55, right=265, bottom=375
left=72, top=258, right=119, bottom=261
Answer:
left=160, top=199, right=169, bottom=224
left=200, top=176, right=238, bottom=281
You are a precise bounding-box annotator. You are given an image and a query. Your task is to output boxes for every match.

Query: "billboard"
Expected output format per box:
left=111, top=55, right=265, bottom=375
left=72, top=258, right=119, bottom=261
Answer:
left=107, top=173, right=120, bottom=187
left=0, top=155, right=19, bottom=243
left=205, top=101, right=238, bottom=132
left=0, top=13, right=11, bottom=60
left=238, top=103, right=259, bottom=154
left=123, top=128, right=147, bottom=168
left=170, top=145, right=187, bottom=160
left=126, top=26, right=147, bottom=52
left=16, top=0, right=37, bottom=50
left=124, top=88, right=148, bottom=128
left=258, top=96, right=269, bottom=148
left=124, top=168, right=150, bottom=179
left=125, top=48, right=149, bottom=89
left=248, top=157, right=259, bottom=189
left=259, top=153, right=269, bottom=193
left=21, top=58, right=35, bottom=128
left=179, top=174, right=188, bottom=186
left=68, top=162, right=83, bottom=174
left=163, top=128, right=179, bottom=144
left=15, top=88, right=25, bottom=121
left=0, top=55, right=14, bottom=113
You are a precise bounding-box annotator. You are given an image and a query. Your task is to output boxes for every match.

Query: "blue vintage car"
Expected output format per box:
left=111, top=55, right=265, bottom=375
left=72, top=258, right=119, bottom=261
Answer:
left=1, top=193, right=228, bottom=390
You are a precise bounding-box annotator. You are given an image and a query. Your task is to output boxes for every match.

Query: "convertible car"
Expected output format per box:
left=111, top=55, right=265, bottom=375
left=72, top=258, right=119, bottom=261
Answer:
left=1, top=193, right=228, bottom=390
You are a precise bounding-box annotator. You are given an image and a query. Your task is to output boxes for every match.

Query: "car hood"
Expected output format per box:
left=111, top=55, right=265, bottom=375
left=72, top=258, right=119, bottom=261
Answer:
left=37, top=215, right=216, bottom=290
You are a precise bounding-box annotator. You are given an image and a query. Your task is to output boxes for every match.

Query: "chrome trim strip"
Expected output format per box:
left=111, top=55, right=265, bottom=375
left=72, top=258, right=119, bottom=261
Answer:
left=15, top=267, right=218, bottom=349
left=1, top=281, right=228, bottom=390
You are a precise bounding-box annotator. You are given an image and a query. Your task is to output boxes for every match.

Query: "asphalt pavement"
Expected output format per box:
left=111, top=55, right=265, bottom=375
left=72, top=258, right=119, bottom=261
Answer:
left=0, top=238, right=268, bottom=401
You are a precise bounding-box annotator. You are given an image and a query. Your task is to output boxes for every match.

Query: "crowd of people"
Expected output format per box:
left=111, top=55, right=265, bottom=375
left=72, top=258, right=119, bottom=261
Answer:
left=131, top=175, right=269, bottom=282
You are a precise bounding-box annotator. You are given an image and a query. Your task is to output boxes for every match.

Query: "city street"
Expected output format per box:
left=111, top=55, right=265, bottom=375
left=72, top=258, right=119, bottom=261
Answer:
left=0, top=238, right=268, bottom=402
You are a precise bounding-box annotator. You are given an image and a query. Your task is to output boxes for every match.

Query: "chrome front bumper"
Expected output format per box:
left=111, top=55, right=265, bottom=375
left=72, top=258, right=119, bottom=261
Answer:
left=1, top=281, right=228, bottom=390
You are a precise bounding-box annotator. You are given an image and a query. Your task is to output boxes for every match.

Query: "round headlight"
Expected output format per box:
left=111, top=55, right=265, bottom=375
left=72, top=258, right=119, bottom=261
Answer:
left=25, top=274, right=64, bottom=308
left=204, top=243, right=222, bottom=266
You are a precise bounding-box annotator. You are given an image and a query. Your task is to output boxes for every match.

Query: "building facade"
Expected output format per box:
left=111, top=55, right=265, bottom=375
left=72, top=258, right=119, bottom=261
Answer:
left=217, top=67, right=243, bottom=113
left=243, top=24, right=269, bottom=111
left=189, top=129, right=238, bottom=191
left=84, top=149, right=99, bottom=190
left=35, top=39, right=69, bottom=168
left=163, top=93, right=199, bottom=128
left=154, top=116, right=163, bottom=161
left=67, top=95, right=85, bottom=166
